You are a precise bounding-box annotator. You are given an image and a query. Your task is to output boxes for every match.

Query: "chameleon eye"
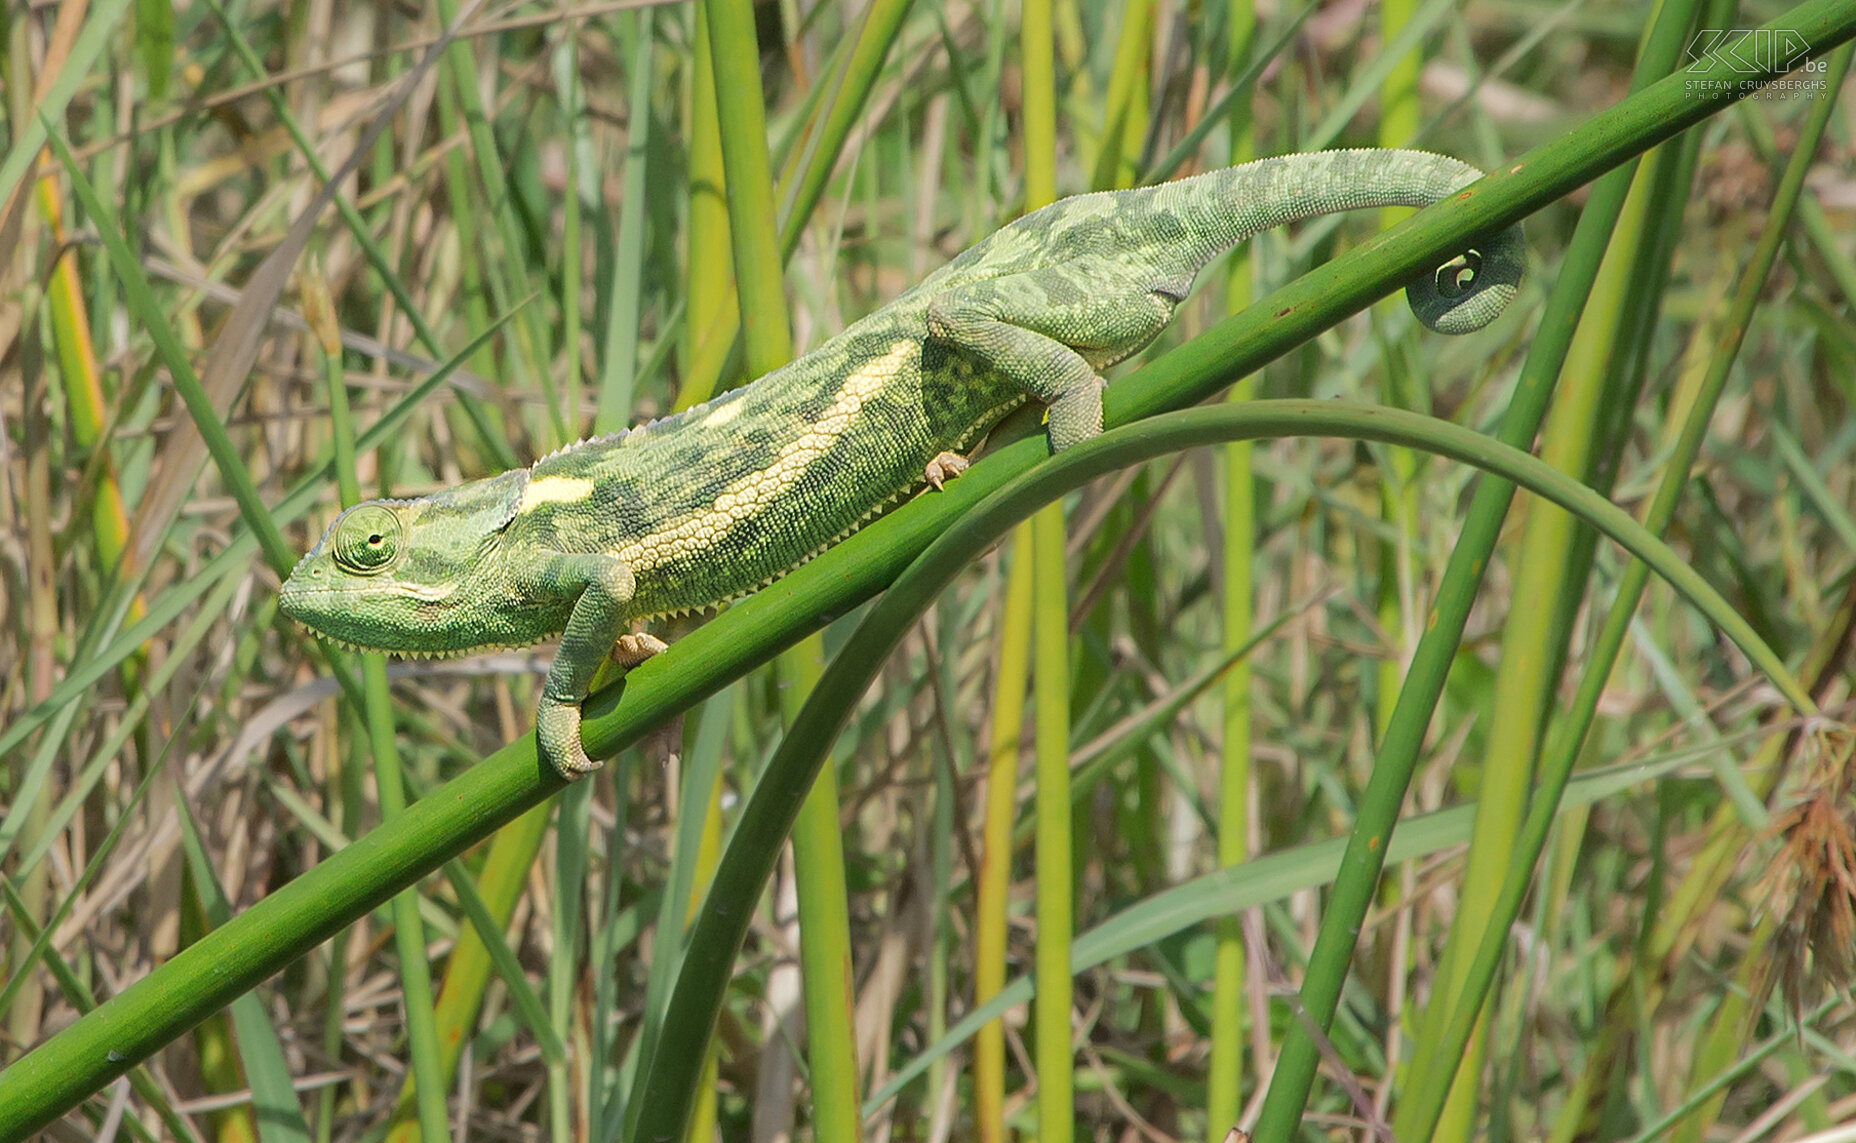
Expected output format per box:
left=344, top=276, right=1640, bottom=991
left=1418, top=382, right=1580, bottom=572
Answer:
left=333, top=504, right=402, bottom=574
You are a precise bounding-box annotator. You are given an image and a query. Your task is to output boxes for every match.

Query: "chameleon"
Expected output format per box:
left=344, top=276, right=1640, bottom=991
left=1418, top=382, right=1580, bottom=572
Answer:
left=280, top=148, right=1524, bottom=778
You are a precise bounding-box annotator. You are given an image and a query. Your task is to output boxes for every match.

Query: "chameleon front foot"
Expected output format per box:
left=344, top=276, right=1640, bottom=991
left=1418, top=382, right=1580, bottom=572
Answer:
left=538, top=696, right=601, bottom=779
left=924, top=451, right=971, bottom=490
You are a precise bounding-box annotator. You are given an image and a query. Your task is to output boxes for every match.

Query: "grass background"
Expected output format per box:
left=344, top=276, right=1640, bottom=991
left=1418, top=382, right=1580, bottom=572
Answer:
left=3, top=0, right=1855, bottom=1140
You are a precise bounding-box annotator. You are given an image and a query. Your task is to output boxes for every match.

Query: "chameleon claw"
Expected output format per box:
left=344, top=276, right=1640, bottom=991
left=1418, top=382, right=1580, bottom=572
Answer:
left=609, top=631, right=669, bottom=669
left=924, top=451, right=971, bottom=491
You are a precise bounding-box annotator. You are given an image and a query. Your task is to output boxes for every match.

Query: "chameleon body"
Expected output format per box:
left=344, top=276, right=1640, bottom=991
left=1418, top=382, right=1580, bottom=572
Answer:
left=280, top=149, right=1524, bottom=777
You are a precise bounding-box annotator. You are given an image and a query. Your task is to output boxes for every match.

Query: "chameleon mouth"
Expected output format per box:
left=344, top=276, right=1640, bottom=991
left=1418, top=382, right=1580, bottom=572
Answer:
left=295, top=624, right=535, bottom=661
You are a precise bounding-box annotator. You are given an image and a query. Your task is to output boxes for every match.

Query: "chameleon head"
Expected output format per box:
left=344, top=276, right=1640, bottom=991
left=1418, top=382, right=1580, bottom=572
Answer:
left=280, top=469, right=535, bottom=657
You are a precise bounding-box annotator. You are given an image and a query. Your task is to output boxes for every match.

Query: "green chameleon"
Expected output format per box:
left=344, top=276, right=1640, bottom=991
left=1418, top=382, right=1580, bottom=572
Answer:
left=280, top=148, right=1523, bottom=778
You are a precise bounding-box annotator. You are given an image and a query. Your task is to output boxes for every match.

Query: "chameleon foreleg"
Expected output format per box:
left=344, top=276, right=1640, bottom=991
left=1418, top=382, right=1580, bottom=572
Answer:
left=516, top=553, right=640, bottom=778
left=926, top=261, right=1178, bottom=451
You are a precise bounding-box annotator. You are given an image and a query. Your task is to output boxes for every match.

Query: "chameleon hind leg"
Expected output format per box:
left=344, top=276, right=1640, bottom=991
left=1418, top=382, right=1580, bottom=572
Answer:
left=517, top=552, right=643, bottom=778
left=925, top=259, right=1182, bottom=451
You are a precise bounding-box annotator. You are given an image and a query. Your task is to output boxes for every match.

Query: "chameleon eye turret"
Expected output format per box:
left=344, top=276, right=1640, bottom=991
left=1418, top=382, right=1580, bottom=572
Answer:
left=333, top=504, right=403, bottom=574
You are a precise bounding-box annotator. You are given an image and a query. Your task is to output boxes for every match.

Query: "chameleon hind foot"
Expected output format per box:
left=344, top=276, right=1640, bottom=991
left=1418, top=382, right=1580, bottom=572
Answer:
left=924, top=451, right=971, bottom=490
left=609, top=632, right=669, bottom=669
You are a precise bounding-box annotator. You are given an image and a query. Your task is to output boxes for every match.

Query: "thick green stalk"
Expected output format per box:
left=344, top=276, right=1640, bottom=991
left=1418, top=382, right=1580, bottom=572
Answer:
left=679, top=0, right=731, bottom=404
left=705, top=0, right=789, bottom=373
left=1209, top=1, right=1257, bottom=1136
left=781, top=638, right=862, bottom=1143
left=973, top=543, right=1032, bottom=1143
left=708, top=1, right=860, bottom=1135
left=1031, top=502, right=1075, bottom=1143
left=680, top=0, right=918, bottom=401
left=1018, top=0, right=1072, bottom=1136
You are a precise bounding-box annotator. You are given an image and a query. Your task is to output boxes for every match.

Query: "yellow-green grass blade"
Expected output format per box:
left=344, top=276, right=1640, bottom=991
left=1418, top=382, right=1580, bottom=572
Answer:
left=0, top=0, right=133, bottom=217
left=42, top=125, right=293, bottom=576
left=973, top=539, right=1033, bottom=1143
left=596, top=7, right=658, bottom=432
left=965, top=16, right=1022, bottom=1140
left=1210, top=5, right=1259, bottom=1132
left=1017, top=0, right=1073, bottom=1136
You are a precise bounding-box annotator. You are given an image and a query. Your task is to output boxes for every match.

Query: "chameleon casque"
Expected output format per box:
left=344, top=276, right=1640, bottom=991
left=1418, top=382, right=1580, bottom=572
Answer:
left=280, top=149, right=1524, bottom=778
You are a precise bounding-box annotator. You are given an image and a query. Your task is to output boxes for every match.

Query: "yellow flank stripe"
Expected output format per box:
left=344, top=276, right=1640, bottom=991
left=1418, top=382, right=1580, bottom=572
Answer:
left=617, top=339, right=917, bottom=571
left=520, top=474, right=596, bottom=513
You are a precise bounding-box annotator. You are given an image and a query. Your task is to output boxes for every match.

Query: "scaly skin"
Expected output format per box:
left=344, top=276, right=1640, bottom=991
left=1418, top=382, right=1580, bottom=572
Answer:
left=280, top=149, right=1525, bottom=777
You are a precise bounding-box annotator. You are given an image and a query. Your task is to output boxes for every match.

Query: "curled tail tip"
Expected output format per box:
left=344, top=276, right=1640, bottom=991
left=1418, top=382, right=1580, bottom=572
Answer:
left=1407, top=221, right=1526, bottom=335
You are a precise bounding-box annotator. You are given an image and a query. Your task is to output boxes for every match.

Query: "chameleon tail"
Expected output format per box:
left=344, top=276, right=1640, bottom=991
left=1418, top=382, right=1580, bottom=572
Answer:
left=1159, top=148, right=1525, bottom=335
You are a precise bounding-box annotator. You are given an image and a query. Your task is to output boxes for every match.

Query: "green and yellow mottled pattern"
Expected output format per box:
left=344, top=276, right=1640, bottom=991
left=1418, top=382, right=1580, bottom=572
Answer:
left=280, top=149, right=1525, bottom=777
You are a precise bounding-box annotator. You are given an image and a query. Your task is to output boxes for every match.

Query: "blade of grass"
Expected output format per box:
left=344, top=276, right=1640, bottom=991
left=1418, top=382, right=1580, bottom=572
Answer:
left=1018, top=0, right=1072, bottom=1137
left=195, top=0, right=519, bottom=471
left=974, top=544, right=1033, bottom=1143
left=1210, top=0, right=1259, bottom=1132
left=0, top=0, right=133, bottom=219
left=595, top=8, right=656, bottom=432
left=705, top=0, right=860, bottom=1133
left=677, top=0, right=917, bottom=403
